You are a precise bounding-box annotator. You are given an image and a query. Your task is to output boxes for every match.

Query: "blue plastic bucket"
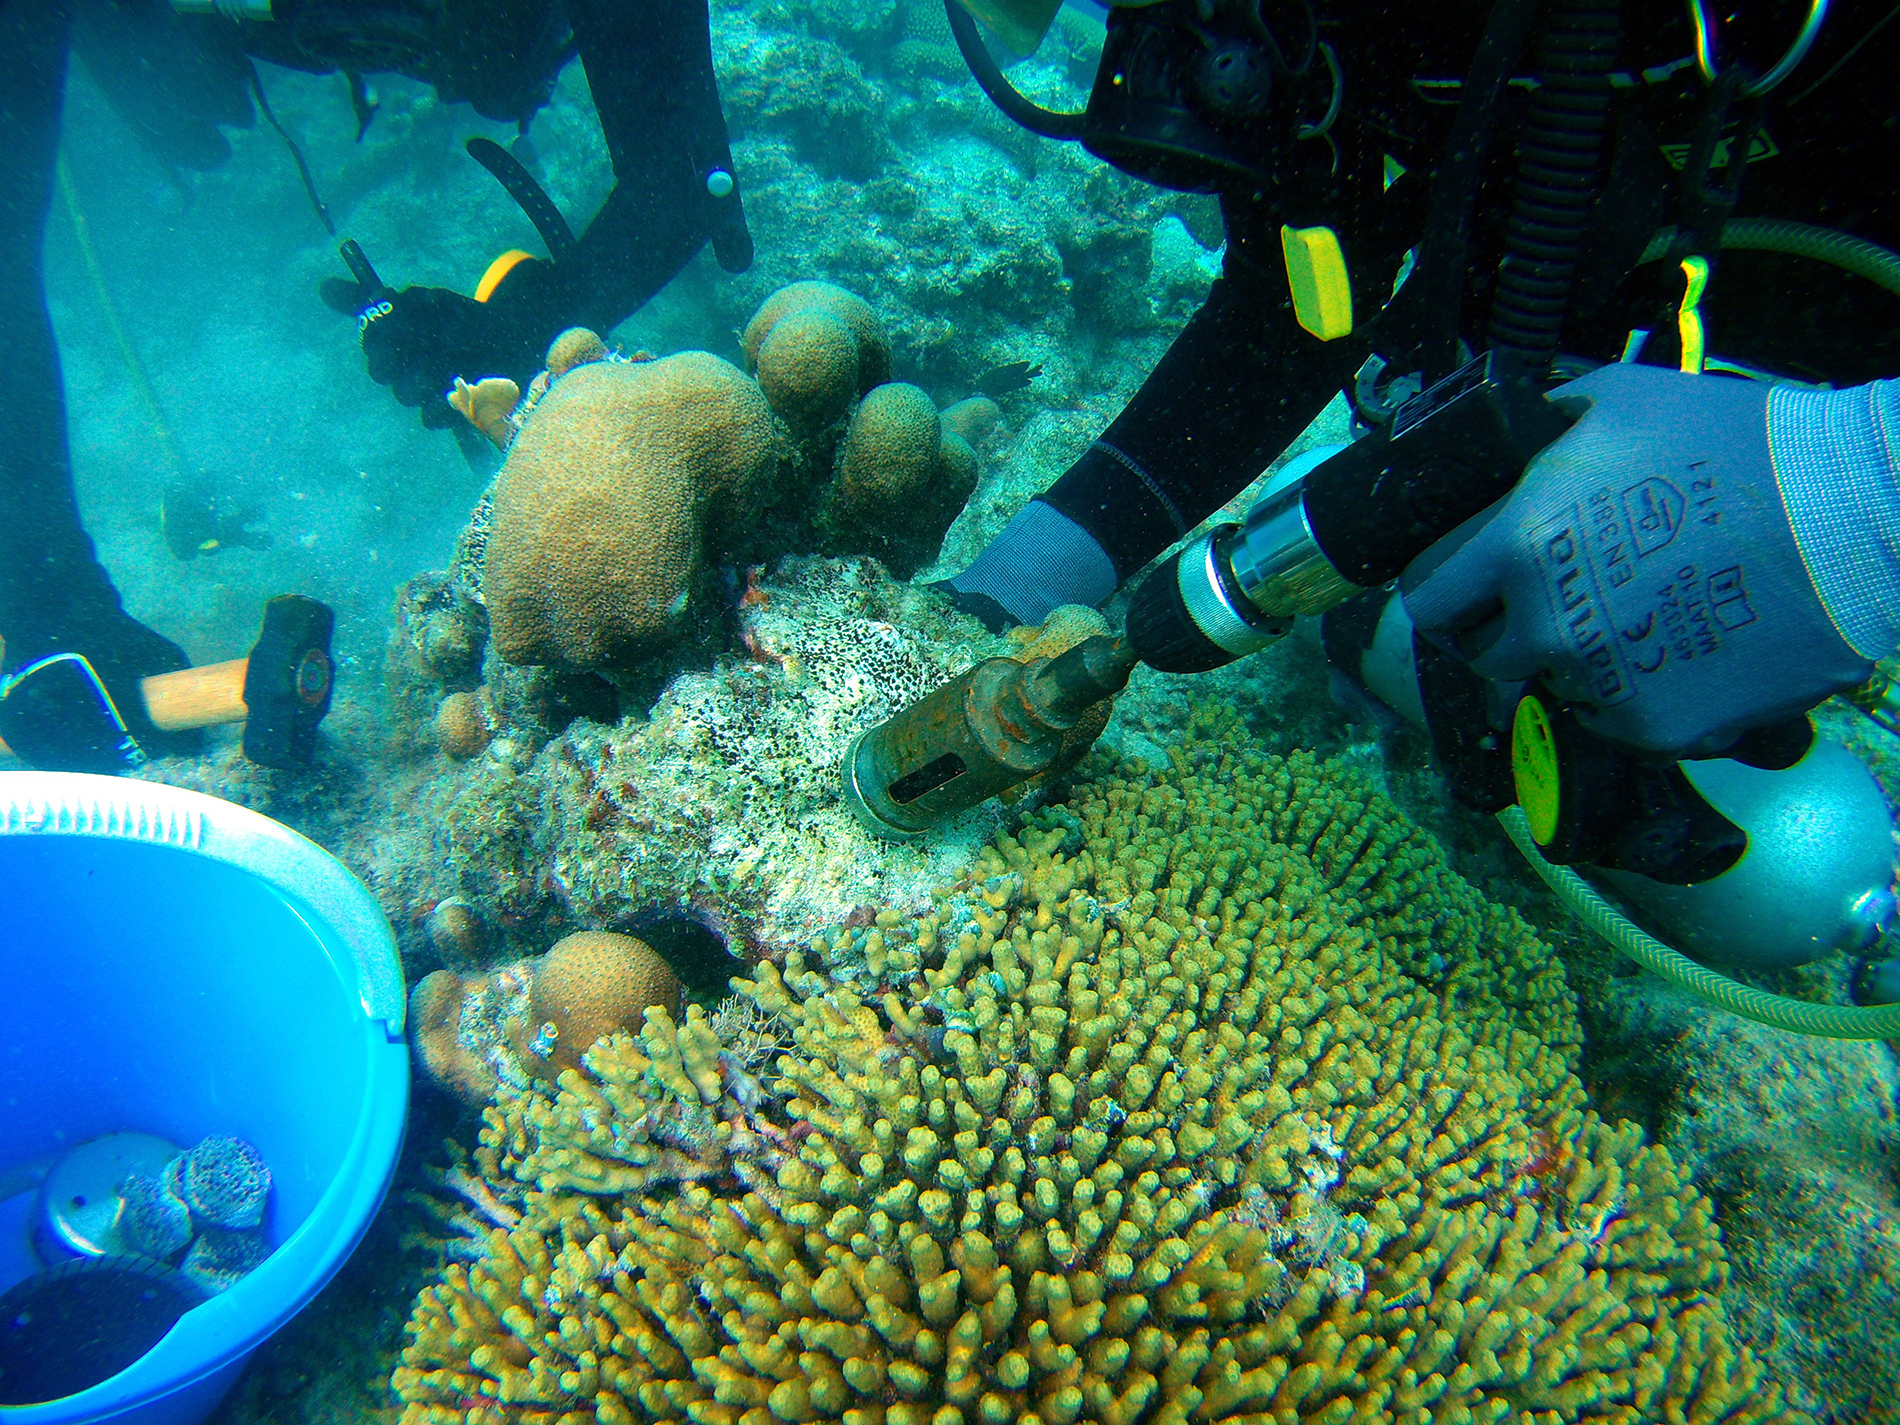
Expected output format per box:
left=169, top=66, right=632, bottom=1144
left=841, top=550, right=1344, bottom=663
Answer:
left=0, top=773, right=408, bottom=1425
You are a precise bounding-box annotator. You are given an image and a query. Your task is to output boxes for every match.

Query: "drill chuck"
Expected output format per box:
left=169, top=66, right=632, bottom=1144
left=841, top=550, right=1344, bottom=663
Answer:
left=1129, top=353, right=1577, bottom=675
left=1126, top=474, right=1364, bottom=673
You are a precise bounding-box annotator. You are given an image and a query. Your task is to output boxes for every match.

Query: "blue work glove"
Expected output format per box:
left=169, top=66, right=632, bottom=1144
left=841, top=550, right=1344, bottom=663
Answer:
left=1402, top=363, right=1898, bottom=759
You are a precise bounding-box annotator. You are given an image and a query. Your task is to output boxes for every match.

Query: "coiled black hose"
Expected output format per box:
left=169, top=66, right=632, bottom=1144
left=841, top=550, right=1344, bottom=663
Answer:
left=1486, top=0, right=1622, bottom=379
left=943, top=0, right=1088, bottom=142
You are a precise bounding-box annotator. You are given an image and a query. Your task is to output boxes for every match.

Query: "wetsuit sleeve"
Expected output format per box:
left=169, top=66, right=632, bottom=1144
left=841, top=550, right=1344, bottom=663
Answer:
left=539, top=0, right=752, bottom=336
left=1036, top=236, right=1365, bottom=581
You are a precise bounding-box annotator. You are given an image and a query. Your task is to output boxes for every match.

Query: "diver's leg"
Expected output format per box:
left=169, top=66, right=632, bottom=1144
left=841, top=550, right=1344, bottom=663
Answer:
left=0, top=0, right=191, bottom=748
left=559, top=0, right=752, bottom=331
left=944, top=255, right=1362, bottom=628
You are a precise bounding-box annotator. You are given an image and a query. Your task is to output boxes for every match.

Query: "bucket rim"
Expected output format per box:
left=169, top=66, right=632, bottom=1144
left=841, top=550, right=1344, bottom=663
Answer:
left=0, top=771, right=404, bottom=1030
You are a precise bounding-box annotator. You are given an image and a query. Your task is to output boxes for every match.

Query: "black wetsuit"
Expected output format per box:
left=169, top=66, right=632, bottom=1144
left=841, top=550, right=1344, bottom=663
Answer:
left=1037, top=0, right=1900, bottom=583
left=0, top=0, right=747, bottom=744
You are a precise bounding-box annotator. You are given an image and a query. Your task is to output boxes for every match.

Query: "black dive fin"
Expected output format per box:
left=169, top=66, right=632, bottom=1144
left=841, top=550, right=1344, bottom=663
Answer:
left=465, top=136, right=576, bottom=264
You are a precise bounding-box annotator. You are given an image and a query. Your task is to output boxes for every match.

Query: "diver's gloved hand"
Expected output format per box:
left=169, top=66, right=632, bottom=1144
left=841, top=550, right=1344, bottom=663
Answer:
left=934, top=499, right=1120, bottom=631
left=0, top=615, right=195, bottom=773
left=1402, top=363, right=1900, bottom=759
left=351, top=265, right=556, bottom=428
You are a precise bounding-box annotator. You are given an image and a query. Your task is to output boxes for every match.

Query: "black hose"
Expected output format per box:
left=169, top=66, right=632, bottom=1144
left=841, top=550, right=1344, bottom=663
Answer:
left=944, top=0, right=1088, bottom=142
left=1407, top=0, right=1546, bottom=383
left=1486, top=0, right=1622, bottom=380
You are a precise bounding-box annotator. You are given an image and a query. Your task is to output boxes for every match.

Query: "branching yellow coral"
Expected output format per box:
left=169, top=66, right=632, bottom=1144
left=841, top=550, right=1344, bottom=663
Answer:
left=475, top=1005, right=779, bottom=1202
left=393, top=741, right=1798, bottom=1425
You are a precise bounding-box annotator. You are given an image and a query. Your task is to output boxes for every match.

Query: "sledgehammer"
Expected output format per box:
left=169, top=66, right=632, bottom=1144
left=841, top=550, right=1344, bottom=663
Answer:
left=0, top=595, right=336, bottom=769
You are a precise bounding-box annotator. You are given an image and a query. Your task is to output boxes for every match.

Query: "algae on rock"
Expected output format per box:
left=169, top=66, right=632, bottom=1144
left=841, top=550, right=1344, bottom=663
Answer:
left=428, top=556, right=1017, bottom=960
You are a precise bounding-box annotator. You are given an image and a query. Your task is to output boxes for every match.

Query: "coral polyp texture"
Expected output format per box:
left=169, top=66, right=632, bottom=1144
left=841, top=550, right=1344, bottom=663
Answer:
left=471, top=281, right=980, bottom=675
left=824, top=381, right=977, bottom=578
left=743, top=280, right=893, bottom=394
left=393, top=738, right=1795, bottom=1425
left=485, top=347, right=783, bottom=669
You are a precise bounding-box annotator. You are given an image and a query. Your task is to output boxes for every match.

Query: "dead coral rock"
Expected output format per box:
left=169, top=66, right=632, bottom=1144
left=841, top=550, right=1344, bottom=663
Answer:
left=484, top=352, right=783, bottom=669
left=385, top=571, right=487, bottom=738
left=432, top=690, right=491, bottom=761
left=409, top=968, right=506, bottom=1106
left=754, top=307, right=859, bottom=430
left=519, top=931, right=680, bottom=1077
left=825, top=381, right=975, bottom=577
left=743, top=279, right=891, bottom=392
left=544, top=327, right=608, bottom=378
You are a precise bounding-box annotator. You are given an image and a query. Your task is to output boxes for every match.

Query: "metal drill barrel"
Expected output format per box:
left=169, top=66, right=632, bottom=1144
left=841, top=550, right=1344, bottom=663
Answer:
left=841, top=635, right=1136, bottom=838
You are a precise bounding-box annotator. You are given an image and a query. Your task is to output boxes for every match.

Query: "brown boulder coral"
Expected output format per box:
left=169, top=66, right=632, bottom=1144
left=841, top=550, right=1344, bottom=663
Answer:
left=407, top=931, right=679, bottom=1104
left=473, top=287, right=982, bottom=675
left=517, top=930, right=681, bottom=1078
left=754, top=308, right=862, bottom=432
left=742, top=279, right=892, bottom=393
left=544, top=326, right=608, bottom=379
left=484, top=348, right=783, bottom=669
left=826, top=381, right=980, bottom=578
left=432, top=689, right=492, bottom=761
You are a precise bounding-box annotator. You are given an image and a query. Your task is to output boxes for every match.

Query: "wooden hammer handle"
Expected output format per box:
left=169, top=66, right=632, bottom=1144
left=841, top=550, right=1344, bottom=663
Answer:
left=142, top=657, right=250, bottom=732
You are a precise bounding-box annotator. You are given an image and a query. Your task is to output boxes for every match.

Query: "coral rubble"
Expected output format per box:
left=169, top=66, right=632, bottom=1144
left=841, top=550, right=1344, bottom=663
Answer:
left=1587, top=972, right=1900, bottom=1423
left=392, top=736, right=1794, bottom=1425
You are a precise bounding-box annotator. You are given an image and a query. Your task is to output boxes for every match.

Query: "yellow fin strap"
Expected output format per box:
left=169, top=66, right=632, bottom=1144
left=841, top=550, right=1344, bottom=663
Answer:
left=1677, top=255, right=1709, bottom=374
left=1280, top=225, right=1354, bottom=341
left=474, top=249, right=535, bottom=303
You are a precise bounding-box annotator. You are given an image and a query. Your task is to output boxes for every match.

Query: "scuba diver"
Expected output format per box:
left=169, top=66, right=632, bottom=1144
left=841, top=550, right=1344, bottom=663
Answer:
left=0, top=0, right=752, bottom=773
left=942, top=0, right=1898, bottom=651
left=857, top=0, right=1900, bottom=985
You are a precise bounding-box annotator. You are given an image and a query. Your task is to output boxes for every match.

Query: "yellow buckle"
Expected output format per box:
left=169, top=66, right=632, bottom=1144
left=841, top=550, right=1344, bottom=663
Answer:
left=1280, top=225, right=1353, bottom=341
left=1677, top=255, right=1710, bottom=374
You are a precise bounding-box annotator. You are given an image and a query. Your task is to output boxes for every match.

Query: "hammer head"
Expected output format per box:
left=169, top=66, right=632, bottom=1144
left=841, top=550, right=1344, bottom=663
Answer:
left=240, top=596, right=336, bottom=768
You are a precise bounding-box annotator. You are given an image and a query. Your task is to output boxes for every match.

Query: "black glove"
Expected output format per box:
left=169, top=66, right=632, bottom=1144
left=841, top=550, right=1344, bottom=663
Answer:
left=0, top=614, right=197, bottom=773
left=329, top=260, right=559, bottom=428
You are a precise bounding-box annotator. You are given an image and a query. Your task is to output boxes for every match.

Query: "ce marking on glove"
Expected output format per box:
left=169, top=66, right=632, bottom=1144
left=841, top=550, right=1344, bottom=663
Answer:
left=357, top=299, right=393, bottom=337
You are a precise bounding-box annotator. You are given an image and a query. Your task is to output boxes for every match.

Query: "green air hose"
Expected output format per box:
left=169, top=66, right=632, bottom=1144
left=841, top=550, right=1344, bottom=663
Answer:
left=1639, top=218, right=1900, bottom=298
left=1499, top=805, right=1900, bottom=1040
